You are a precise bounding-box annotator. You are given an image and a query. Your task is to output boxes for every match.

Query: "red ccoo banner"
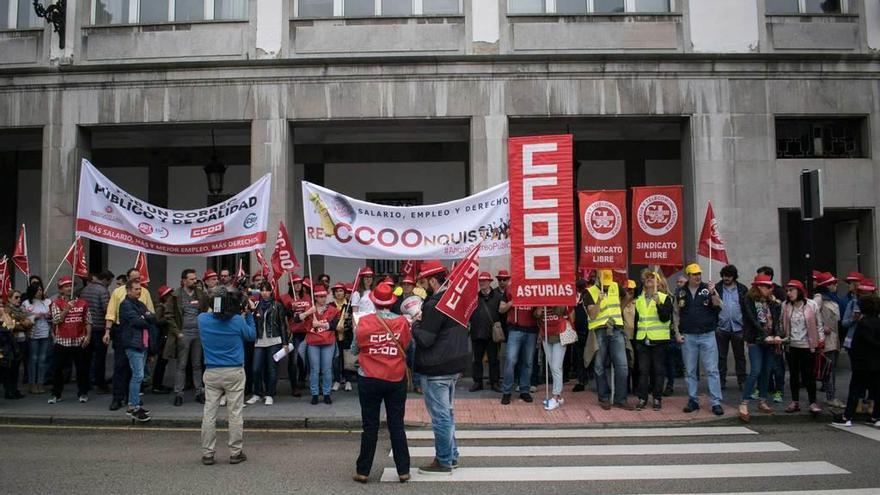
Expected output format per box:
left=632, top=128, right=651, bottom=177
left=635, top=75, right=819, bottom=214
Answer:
left=508, top=134, right=577, bottom=307
left=578, top=190, right=628, bottom=270
left=631, top=185, right=683, bottom=266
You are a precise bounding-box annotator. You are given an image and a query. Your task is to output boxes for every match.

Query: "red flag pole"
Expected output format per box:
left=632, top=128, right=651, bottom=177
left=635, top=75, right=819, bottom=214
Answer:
left=69, top=236, right=79, bottom=300
left=47, top=238, right=77, bottom=289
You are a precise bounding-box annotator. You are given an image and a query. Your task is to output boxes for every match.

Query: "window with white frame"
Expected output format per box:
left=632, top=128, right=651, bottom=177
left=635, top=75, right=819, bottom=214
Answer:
left=91, top=0, right=248, bottom=25
left=509, top=0, right=671, bottom=14
left=293, top=0, right=462, bottom=17
left=766, top=0, right=844, bottom=14
left=1, top=0, right=43, bottom=29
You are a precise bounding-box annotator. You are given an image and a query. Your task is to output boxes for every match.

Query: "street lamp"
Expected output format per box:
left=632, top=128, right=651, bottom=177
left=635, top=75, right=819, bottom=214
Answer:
left=32, top=1, right=66, bottom=49
left=204, top=130, right=227, bottom=196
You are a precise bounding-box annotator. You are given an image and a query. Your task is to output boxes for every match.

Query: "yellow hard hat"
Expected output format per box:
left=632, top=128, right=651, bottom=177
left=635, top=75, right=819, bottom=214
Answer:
left=685, top=263, right=702, bottom=275
left=598, top=269, right=614, bottom=286
left=626, top=280, right=637, bottom=289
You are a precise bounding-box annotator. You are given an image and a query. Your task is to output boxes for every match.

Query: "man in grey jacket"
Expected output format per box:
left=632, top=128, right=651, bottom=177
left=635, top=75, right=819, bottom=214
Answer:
left=80, top=271, right=113, bottom=394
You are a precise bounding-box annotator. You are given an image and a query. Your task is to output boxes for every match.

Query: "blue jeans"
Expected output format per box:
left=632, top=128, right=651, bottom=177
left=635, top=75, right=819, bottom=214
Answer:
left=501, top=328, right=537, bottom=395
left=28, top=337, right=50, bottom=386
left=768, top=352, right=786, bottom=396
left=742, top=344, right=773, bottom=402
left=253, top=344, right=281, bottom=397
left=593, top=326, right=629, bottom=404
left=682, top=332, right=723, bottom=406
left=421, top=374, right=460, bottom=467
left=125, top=349, right=146, bottom=408
left=307, top=343, right=335, bottom=396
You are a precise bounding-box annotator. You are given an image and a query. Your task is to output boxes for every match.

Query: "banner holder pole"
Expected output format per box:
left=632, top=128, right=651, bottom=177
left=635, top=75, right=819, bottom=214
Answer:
left=23, top=224, right=30, bottom=279
left=69, top=236, right=78, bottom=301
left=544, top=305, right=550, bottom=407
left=46, top=238, right=76, bottom=289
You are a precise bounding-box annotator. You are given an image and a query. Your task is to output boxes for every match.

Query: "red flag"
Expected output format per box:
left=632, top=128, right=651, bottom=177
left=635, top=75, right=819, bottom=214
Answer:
left=697, top=201, right=729, bottom=264
left=0, top=256, right=11, bottom=301
left=134, top=252, right=150, bottom=284
left=436, top=242, right=482, bottom=326
left=578, top=190, right=628, bottom=270
left=236, top=257, right=246, bottom=279
left=508, top=134, right=577, bottom=307
left=631, top=185, right=684, bottom=266
left=12, top=224, right=29, bottom=277
left=401, top=260, right=421, bottom=281
left=254, top=249, right=270, bottom=278
left=64, top=237, right=89, bottom=279
left=270, top=222, right=300, bottom=282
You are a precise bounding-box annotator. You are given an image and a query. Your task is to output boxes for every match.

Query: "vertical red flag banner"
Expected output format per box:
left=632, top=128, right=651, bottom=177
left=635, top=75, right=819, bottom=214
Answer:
left=436, top=242, right=482, bottom=326
left=254, top=249, right=271, bottom=278
left=235, top=257, right=246, bottom=279
left=631, top=185, right=684, bottom=266
left=0, top=256, right=11, bottom=301
left=508, top=134, right=577, bottom=307
left=271, top=221, right=301, bottom=282
left=401, top=260, right=421, bottom=281
left=12, top=224, right=29, bottom=277
left=578, top=190, right=628, bottom=270
left=697, top=201, right=729, bottom=264
left=64, top=237, right=89, bottom=278
left=134, top=251, right=150, bottom=284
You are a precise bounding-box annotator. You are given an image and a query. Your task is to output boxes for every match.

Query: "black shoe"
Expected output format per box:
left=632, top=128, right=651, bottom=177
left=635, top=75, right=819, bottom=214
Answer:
left=712, top=405, right=724, bottom=416
left=195, top=393, right=205, bottom=404
left=11, top=391, right=24, bottom=399
left=636, top=399, right=648, bottom=411
left=152, top=386, right=171, bottom=395
left=311, top=395, right=319, bottom=405
left=653, top=398, right=662, bottom=411
left=109, top=399, right=123, bottom=411
left=229, top=452, right=247, bottom=465
left=323, top=395, right=333, bottom=405
left=469, top=382, right=483, bottom=392
left=490, top=383, right=502, bottom=393
left=501, top=394, right=511, bottom=405
left=174, top=395, right=183, bottom=407
left=663, top=385, right=674, bottom=397
left=520, top=393, right=533, bottom=403
left=572, top=383, right=585, bottom=393
left=202, top=456, right=215, bottom=465
left=683, top=401, right=700, bottom=413
left=126, top=408, right=151, bottom=422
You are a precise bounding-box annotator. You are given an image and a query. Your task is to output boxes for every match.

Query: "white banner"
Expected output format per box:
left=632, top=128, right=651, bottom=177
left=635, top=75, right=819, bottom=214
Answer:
left=302, top=181, right=510, bottom=260
left=75, top=159, right=271, bottom=256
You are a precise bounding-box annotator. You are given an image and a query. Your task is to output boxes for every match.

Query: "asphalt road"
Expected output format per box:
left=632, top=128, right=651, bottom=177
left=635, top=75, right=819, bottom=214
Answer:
left=2, top=422, right=878, bottom=495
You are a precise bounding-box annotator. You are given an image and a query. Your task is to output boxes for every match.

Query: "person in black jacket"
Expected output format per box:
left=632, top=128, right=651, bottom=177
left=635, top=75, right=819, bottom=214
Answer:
left=119, top=280, right=157, bottom=422
left=738, top=274, right=782, bottom=422
left=468, top=272, right=503, bottom=393
left=247, top=282, right=290, bottom=406
left=411, top=261, right=468, bottom=476
left=833, top=294, right=880, bottom=427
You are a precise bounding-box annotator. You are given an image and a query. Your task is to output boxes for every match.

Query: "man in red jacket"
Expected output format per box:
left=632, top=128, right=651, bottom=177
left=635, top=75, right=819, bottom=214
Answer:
left=48, top=276, right=92, bottom=404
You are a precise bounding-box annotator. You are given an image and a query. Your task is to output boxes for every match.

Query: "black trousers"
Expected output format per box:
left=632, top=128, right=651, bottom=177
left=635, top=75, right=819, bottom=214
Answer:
left=356, top=376, right=409, bottom=476
left=788, top=347, right=817, bottom=403
left=88, top=328, right=109, bottom=388
left=472, top=338, right=500, bottom=385
left=844, top=370, right=880, bottom=420
left=636, top=341, right=667, bottom=401
left=571, top=332, right=589, bottom=384
left=244, top=340, right=255, bottom=396
left=716, top=330, right=747, bottom=386
left=112, top=342, right=131, bottom=401
left=52, top=344, right=90, bottom=398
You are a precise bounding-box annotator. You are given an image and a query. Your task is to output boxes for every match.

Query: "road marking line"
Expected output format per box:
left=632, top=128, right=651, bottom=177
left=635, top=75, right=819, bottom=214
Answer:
left=602, top=490, right=880, bottom=495
left=406, top=426, right=757, bottom=440
left=380, top=461, right=848, bottom=482
left=0, top=424, right=354, bottom=434
left=400, top=441, right=796, bottom=458
left=831, top=423, right=880, bottom=442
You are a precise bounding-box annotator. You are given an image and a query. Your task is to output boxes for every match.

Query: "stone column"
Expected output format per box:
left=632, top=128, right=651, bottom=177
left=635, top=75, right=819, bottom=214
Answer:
left=470, top=114, right=508, bottom=274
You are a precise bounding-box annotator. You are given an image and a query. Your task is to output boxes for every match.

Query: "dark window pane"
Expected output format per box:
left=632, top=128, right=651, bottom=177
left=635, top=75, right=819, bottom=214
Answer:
left=804, top=0, right=840, bottom=13
left=298, top=0, right=334, bottom=17
left=508, top=0, right=544, bottom=14
left=776, top=119, right=863, bottom=159
left=175, top=0, right=204, bottom=21
left=94, top=0, right=130, bottom=25
left=215, top=0, right=247, bottom=19
left=765, top=0, right=799, bottom=14
left=1, top=0, right=9, bottom=28
left=633, top=0, right=669, bottom=12
left=556, top=0, right=587, bottom=14
left=423, top=0, right=458, bottom=14
left=381, top=0, right=411, bottom=15
left=345, top=0, right=374, bottom=16
left=17, top=0, right=40, bottom=27
left=593, top=0, right=624, bottom=13
left=140, top=0, right=170, bottom=22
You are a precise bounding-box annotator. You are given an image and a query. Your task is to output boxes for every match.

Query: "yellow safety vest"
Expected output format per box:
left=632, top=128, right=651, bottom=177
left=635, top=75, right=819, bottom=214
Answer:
left=587, top=283, right=623, bottom=330
left=635, top=292, right=670, bottom=341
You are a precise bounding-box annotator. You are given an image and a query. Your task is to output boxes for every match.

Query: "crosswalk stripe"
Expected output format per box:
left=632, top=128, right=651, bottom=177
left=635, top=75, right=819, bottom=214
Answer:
left=625, top=490, right=880, bottom=495
left=405, top=426, right=756, bottom=440
left=380, top=461, right=848, bottom=482
left=400, top=441, right=796, bottom=458
left=831, top=424, right=880, bottom=442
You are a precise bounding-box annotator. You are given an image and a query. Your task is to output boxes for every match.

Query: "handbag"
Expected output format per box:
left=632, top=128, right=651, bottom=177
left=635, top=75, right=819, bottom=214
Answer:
left=479, top=299, right=505, bottom=343
left=559, top=320, right=578, bottom=346
left=376, top=316, right=413, bottom=389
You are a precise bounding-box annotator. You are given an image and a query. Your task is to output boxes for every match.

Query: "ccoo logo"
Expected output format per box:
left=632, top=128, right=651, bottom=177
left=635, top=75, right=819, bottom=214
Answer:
left=584, top=201, right=621, bottom=241
left=244, top=213, right=258, bottom=229
left=637, top=194, right=678, bottom=236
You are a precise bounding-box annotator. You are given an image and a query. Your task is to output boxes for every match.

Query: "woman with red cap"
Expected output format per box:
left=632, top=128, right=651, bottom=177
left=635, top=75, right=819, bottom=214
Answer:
left=297, top=285, right=340, bottom=404
left=282, top=274, right=309, bottom=397
left=331, top=282, right=355, bottom=392
left=813, top=272, right=843, bottom=408
left=781, top=279, right=825, bottom=414
left=350, top=267, right=375, bottom=315
left=738, top=274, right=782, bottom=422
left=351, top=282, right=412, bottom=483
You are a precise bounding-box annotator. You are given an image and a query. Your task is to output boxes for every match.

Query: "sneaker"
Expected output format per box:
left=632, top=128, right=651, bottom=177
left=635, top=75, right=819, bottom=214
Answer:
left=636, top=399, right=648, bottom=411
left=785, top=401, right=801, bottom=413
left=47, top=396, right=61, bottom=404
left=572, top=383, right=585, bottom=393
left=173, top=395, right=183, bottom=407
left=246, top=395, right=261, bottom=405
left=613, top=401, right=636, bottom=411
left=264, top=396, right=274, bottom=406
left=332, top=382, right=340, bottom=392
left=529, top=386, right=537, bottom=394
left=501, top=394, right=511, bottom=405
left=557, top=397, right=565, bottom=407
left=451, top=459, right=460, bottom=469
left=866, top=418, right=880, bottom=428
left=599, top=400, right=612, bottom=411
left=202, top=456, right=215, bottom=466
left=544, top=398, right=560, bottom=411
left=750, top=389, right=760, bottom=400
left=219, top=396, right=227, bottom=407
left=78, top=395, right=88, bottom=403
left=229, top=452, right=247, bottom=465
left=344, top=382, right=352, bottom=392
left=712, top=405, right=724, bottom=416
left=683, top=401, right=700, bottom=413
left=773, top=391, right=783, bottom=403
left=323, top=395, right=333, bottom=405
left=418, top=460, right=452, bottom=476
left=663, top=384, right=674, bottom=397
left=809, top=403, right=822, bottom=415
left=826, top=398, right=845, bottom=409
left=831, top=415, right=852, bottom=427
left=652, top=398, right=662, bottom=411
left=126, top=408, right=151, bottom=422
left=520, top=393, right=533, bottom=403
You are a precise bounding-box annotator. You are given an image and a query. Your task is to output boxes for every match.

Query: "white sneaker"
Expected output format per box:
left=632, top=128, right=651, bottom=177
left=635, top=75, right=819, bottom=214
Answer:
left=344, top=381, right=352, bottom=391
left=530, top=386, right=537, bottom=394
left=332, top=382, right=340, bottom=392
left=557, top=397, right=565, bottom=407
left=219, top=395, right=227, bottom=407
left=47, top=396, right=61, bottom=404
left=264, top=396, right=274, bottom=406
left=245, top=395, right=261, bottom=405
left=78, top=395, right=89, bottom=403
left=544, top=397, right=559, bottom=411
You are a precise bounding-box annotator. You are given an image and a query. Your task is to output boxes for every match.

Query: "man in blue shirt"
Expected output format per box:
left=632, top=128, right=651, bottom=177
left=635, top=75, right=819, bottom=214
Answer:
left=199, top=288, right=256, bottom=466
left=716, top=265, right=748, bottom=390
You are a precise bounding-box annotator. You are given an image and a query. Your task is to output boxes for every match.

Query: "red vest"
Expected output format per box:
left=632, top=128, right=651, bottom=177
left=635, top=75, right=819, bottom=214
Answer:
left=305, top=304, right=340, bottom=346
left=282, top=294, right=311, bottom=334
left=356, top=314, right=412, bottom=382
left=53, top=298, right=89, bottom=341
left=539, top=308, right=571, bottom=338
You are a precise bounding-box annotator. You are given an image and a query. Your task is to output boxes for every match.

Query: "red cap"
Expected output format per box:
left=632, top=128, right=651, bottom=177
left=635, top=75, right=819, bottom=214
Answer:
left=203, top=269, right=218, bottom=281
left=312, top=285, right=328, bottom=297
left=331, top=282, right=345, bottom=291
left=369, top=282, right=397, bottom=307
left=816, top=272, right=838, bottom=288
left=302, top=277, right=312, bottom=290
left=58, top=276, right=73, bottom=288
left=289, top=273, right=303, bottom=283
left=158, top=285, right=173, bottom=298
left=478, top=271, right=493, bottom=282
left=811, top=270, right=822, bottom=280
left=785, top=279, right=808, bottom=297
left=360, top=267, right=374, bottom=277
left=418, top=260, right=447, bottom=280
left=496, top=269, right=510, bottom=280
left=858, top=278, right=877, bottom=292
left=344, top=283, right=353, bottom=293
left=401, top=276, right=415, bottom=285
left=751, top=274, right=774, bottom=287
left=846, top=271, right=865, bottom=282
left=251, top=274, right=263, bottom=282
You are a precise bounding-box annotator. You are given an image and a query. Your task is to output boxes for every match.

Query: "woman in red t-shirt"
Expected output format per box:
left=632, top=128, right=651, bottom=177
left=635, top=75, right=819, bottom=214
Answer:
left=536, top=306, right=573, bottom=411
left=297, top=285, right=339, bottom=405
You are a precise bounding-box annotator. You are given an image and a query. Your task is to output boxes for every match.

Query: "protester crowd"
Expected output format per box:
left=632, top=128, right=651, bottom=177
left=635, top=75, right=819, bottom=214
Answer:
left=1, top=260, right=879, bottom=478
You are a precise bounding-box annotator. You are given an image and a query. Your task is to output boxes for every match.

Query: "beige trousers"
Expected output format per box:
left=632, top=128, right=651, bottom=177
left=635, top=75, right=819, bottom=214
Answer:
left=201, top=366, right=245, bottom=457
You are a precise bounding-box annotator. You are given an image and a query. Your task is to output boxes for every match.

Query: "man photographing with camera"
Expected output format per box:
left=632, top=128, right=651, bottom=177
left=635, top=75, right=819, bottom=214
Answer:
left=199, top=287, right=256, bottom=466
